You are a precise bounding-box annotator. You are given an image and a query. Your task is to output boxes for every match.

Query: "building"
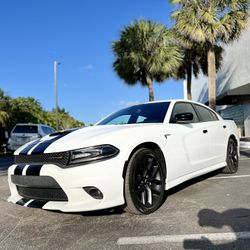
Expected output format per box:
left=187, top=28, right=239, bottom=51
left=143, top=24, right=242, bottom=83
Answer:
left=191, top=23, right=250, bottom=137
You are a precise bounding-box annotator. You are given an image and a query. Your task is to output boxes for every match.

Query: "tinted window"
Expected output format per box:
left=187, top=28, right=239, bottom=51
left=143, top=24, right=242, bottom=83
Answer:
left=41, top=126, right=47, bottom=134
left=49, top=127, right=55, bottom=133
left=194, top=104, right=218, bottom=122
left=98, top=102, right=170, bottom=125
left=13, top=125, right=38, bottom=134
left=105, top=115, right=131, bottom=125
left=42, top=126, right=55, bottom=134
left=170, top=102, right=199, bottom=123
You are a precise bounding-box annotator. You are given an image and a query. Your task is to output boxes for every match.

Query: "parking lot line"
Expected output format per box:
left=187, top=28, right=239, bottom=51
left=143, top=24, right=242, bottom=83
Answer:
left=209, top=174, right=250, bottom=180
left=117, top=231, right=250, bottom=245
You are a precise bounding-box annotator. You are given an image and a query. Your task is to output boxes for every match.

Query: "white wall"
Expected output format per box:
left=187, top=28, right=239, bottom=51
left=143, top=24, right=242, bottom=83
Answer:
left=192, top=22, right=250, bottom=103
left=243, top=104, right=250, bottom=137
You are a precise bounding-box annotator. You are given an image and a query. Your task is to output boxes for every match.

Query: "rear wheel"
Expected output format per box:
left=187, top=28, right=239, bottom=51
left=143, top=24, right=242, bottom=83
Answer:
left=222, top=138, right=239, bottom=174
left=124, top=148, right=166, bottom=214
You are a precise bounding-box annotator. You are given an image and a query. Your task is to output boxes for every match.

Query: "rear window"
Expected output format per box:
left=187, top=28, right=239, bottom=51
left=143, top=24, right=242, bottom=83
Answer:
left=12, top=125, right=38, bottom=134
left=193, top=104, right=219, bottom=122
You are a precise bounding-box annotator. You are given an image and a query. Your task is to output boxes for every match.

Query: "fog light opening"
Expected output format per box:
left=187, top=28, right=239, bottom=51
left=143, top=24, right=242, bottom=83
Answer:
left=83, top=186, right=103, bottom=200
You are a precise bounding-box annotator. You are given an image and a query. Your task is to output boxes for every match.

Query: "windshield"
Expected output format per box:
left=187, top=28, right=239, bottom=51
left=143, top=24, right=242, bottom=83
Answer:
left=97, top=102, right=170, bottom=125
left=12, top=125, right=38, bottom=134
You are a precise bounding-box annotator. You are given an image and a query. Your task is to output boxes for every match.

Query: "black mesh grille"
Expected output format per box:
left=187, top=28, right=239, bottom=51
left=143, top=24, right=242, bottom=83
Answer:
left=12, top=175, right=68, bottom=201
left=15, top=151, right=70, bottom=167
left=17, top=186, right=68, bottom=201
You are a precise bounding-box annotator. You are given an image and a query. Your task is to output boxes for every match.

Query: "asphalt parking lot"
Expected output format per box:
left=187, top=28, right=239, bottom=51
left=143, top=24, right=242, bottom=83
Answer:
left=0, top=151, right=250, bottom=250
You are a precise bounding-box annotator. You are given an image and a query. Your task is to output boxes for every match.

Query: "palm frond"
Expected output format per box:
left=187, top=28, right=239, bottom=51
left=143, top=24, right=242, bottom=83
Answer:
left=112, top=19, right=182, bottom=87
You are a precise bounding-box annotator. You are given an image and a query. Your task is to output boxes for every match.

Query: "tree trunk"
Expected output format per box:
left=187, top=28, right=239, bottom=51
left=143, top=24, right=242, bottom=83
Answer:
left=207, top=48, right=216, bottom=110
left=187, top=64, right=192, bottom=100
left=146, top=75, right=154, bottom=101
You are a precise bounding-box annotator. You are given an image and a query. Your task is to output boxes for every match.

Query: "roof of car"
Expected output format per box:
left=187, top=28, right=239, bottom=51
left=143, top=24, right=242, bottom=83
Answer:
left=138, top=99, right=208, bottom=106
left=14, top=123, right=53, bottom=127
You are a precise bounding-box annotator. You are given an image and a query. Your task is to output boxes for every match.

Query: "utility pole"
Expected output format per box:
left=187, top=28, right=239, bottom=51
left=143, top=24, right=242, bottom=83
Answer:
left=54, top=61, right=61, bottom=131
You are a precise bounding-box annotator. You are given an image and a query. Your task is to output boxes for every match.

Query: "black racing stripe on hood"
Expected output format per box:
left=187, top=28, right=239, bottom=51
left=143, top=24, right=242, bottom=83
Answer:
left=14, top=165, right=26, bottom=175
left=27, top=200, right=47, bottom=208
left=30, top=130, right=74, bottom=155
left=16, top=198, right=30, bottom=206
left=26, top=165, right=43, bottom=176
left=19, top=139, right=41, bottom=155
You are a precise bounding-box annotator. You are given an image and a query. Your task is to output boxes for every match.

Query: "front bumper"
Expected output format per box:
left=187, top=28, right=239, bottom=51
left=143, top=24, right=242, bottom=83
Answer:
left=8, top=156, right=125, bottom=212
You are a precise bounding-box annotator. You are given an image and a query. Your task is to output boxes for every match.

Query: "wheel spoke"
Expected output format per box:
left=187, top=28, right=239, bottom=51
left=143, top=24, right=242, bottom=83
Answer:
left=150, top=178, right=161, bottom=185
left=147, top=157, right=154, bottom=171
left=150, top=184, right=161, bottom=195
left=141, top=190, right=146, bottom=205
left=149, top=164, right=159, bottom=179
left=142, top=167, right=148, bottom=177
left=136, top=185, right=145, bottom=195
left=136, top=174, right=143, bottom=182
left=230, top=144, right=234, bottom=154
left=146, top=186, right=152, bottom=205
left=228, top=143, right=238, bottom=167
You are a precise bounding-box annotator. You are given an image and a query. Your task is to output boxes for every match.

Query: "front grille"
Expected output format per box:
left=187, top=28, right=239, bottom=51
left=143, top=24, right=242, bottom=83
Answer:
left=17, top=186, right=68, bottom=201
left=15, top=151, right=70, bottom=167
left=12, top=175, right=68, bottom=201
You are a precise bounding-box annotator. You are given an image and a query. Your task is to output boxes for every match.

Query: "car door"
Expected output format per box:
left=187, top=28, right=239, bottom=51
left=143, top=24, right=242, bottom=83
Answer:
left=193, top=104, right=228, bottom=166
left=165, top=102, right=211, bottom=181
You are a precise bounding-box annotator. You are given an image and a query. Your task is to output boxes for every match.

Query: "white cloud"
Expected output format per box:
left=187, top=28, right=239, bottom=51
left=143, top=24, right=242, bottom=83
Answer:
left=119, top=100, right=141, bottom=107
left=82, top=64, right=93, bottom=70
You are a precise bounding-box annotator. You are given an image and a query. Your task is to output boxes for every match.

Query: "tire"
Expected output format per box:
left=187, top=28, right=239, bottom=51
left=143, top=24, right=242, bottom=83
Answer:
left=222, top=138, right=239, bottom=174
left=124, top=148, right=166, bottom=215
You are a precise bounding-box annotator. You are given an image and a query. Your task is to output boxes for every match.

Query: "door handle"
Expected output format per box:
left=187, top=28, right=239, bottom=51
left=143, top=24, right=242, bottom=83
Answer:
left=203, top=130, right=208, bottom=134
left=223, top=125, right=226, bottom=129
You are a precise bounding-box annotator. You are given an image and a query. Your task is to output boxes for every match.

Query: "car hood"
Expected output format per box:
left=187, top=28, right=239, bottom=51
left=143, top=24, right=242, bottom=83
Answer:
left=15, top=124, right=164, bottom=154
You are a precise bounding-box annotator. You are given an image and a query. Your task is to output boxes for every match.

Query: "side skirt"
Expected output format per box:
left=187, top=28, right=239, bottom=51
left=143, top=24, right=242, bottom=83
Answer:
left=165, top=162, right=226, bottom=190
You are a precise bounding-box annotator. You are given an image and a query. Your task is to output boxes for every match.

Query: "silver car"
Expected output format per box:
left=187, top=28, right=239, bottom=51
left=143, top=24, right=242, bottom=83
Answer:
left=7, top=124, right=55, bottom=151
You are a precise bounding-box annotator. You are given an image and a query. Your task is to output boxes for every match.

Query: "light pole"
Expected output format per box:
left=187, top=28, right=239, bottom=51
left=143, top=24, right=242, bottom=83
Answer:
left=54, top=61, right=61, bottom=131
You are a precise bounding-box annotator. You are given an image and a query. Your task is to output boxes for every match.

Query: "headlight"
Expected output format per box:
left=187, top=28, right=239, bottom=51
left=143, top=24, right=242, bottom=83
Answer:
left=68, top=144, right=119, bottom=165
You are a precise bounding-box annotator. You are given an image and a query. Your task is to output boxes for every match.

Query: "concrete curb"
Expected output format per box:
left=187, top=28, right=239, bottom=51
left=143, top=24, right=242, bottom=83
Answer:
left=240, top=141, right=250, bottom=149
left=0, top=171, right=7, bottom=176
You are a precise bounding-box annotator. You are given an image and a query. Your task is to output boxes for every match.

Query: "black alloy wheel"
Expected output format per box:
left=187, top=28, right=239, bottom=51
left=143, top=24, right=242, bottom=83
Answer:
left=124, top=148, right=166, bottom=214
left=222, top=138, right=239, bottom=174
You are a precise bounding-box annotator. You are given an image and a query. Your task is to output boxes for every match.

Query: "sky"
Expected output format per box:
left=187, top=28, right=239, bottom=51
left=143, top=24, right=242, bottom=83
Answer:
left=0, top=0, right=184, bottom=124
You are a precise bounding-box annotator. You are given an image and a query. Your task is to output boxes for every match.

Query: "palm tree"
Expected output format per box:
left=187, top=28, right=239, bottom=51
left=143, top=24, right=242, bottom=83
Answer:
left=173, top=35, right=223, bottom=100
left=0, top=89, right=11, bottom=128
left=0, top=111, right=9, bottom=127
left=112, top=19, right=182, bottom=101
left=170, top=0, right=249, bottom=110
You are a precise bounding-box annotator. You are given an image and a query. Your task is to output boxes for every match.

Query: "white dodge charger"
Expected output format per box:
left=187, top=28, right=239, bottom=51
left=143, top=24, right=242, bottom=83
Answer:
left=8, top=100, right=239, bottom=214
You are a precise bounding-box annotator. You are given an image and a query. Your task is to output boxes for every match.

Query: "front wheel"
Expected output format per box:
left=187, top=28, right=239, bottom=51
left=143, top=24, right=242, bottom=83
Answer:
left=222, top=138, right=239, bottom=174
left=124, top=148, right=166, bottom=215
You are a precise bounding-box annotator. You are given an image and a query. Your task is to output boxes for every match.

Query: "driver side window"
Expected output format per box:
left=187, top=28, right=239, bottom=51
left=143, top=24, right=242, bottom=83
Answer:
left=170, top=102, right=199, bottom=123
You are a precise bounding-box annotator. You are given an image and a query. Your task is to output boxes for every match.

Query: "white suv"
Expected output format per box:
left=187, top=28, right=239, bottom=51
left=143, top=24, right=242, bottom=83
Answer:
left=7, top=124, right=55, bottom=151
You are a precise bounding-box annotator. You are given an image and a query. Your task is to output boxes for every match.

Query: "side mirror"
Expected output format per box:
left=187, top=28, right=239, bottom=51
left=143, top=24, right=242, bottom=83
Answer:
left=175, top=112, right=193, bottom=122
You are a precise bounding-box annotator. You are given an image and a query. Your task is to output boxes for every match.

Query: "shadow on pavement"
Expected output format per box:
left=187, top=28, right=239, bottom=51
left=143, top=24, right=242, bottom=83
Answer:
left=49, top=206, right=125, bottom=217
left=183, top=208, right=250, bottom=249
left=165, top=169, right=222, bottom=198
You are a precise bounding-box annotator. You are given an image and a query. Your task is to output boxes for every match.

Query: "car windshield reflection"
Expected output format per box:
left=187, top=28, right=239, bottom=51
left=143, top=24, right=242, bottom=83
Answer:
left=97, top=102, right=170, bottom=125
